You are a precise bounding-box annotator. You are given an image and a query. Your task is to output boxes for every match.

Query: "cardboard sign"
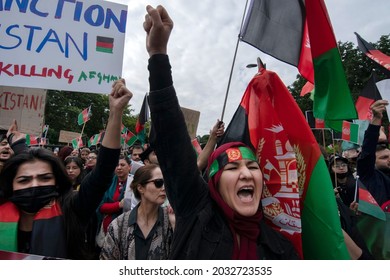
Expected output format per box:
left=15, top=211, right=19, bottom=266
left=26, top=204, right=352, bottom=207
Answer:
left=0, top=0, right=127, bottom=94
left=181, top=106, right=200, bottom=140
left=58, top=130, right=81, bottom=144
left=0, top=86, right=46, bottom=135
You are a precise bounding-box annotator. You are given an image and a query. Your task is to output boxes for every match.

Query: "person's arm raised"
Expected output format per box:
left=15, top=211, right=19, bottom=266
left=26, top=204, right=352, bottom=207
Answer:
left=102, top=79, right=133, bottom=149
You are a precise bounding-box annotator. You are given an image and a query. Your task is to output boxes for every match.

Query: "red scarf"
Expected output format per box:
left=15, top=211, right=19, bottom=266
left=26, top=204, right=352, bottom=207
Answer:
left=207, top=142, right=262, bottom=259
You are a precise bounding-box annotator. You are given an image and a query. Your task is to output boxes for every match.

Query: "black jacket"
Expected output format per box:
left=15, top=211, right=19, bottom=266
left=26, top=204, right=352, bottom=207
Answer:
left=357, top=124, right=390, bottom=206
left=148, top=54, right=298, bottom=260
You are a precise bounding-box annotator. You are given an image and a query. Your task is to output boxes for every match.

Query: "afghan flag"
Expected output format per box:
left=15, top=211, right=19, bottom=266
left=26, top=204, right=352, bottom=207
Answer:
left=306, top=0, right=357, bottom=132
left=300, top=81, right=314, bottom=97
left=88, top=133, right=103, bottom=147
left=355, top=180, right=390, bottom=259
left=341, top=121, right=360, bottom=145
left=121, top=126, right=138, bottom=146
left=240, top=0, right=314, bottom=83
left=191, top=138, right=203, bottom=157
left=78, top=105, right=91, bottom=126
left=26, top=134, right=38, bottom=146
left=218, top=66, right=349, bottom=259
left=96, top=36, right=114, bottom=54
left=355, top=72, right=382, bottom=120
left=41, top=124, right=49, bottom=138
left=135, top=93, right=149, bottom=145
left=71, top=137, right=83, bottom=149
left=355, top=32, right=390, bottom=77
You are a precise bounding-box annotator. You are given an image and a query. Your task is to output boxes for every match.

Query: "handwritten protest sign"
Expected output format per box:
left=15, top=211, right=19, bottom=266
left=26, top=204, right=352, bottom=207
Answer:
left=0, top=0, right=127, bottom=94
left=181, top=107, right=200, bottom=140
left=0, top=86, right=46, bottom=135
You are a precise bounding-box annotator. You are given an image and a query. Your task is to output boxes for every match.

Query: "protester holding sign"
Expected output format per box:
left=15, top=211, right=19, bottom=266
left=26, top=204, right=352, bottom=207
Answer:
left=0, top=79, right=132, bottom=259
left=143, top=5, right=298, bottom=259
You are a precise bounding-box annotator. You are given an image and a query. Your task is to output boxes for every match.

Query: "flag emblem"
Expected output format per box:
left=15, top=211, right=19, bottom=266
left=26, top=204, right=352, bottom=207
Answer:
left=96, top=36, right=114, bottom=54
left=226, top=148, right=242, bottom=162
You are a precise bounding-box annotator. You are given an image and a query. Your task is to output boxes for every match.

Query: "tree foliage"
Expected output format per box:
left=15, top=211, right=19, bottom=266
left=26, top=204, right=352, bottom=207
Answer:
left=45, top=90, right=136, bottom=145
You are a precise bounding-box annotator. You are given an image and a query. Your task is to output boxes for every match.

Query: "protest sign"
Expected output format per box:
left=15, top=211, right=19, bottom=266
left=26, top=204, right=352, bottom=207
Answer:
left=0, top=86, right=46, bottom=135
left=0, top=0, right=127, bottom=94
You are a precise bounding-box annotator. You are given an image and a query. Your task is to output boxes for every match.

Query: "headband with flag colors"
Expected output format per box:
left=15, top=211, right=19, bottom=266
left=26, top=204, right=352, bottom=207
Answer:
left=209, top=146, right=257, bottom=178
left=77, top=105, right=92, bottom=126
left=355, top=32, right=390, bottom=77
left=217, top=63, right=349, bottom=259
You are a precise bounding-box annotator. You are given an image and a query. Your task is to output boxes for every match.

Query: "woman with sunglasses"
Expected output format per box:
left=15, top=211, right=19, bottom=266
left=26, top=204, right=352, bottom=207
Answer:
left=142, top=5, right=298, bottom=259
left=100, top=164, right=174, bottom=259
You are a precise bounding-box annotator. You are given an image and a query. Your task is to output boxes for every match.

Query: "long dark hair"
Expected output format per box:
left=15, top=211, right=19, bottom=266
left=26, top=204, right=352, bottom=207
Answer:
left=64, top=156, right=85, bottom=188
left=0, top=148, right=97, bottom=259
left=0, top=148, right=72, bottom=198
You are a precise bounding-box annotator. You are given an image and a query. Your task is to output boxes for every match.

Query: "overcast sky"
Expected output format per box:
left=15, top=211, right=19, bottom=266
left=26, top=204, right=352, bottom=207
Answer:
left=110, top=0, right=390, bottom=136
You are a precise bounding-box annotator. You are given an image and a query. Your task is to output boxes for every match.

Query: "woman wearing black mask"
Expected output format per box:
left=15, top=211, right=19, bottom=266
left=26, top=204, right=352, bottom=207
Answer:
left=0, top=79, right=132, bottom=259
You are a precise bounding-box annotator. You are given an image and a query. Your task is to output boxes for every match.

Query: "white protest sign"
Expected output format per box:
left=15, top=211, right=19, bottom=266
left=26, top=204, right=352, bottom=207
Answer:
left=0, top=86, right=46, bottom=135
left=0, top=0, right=127, bottom=94
left=376, top=79, right=390, bottom=118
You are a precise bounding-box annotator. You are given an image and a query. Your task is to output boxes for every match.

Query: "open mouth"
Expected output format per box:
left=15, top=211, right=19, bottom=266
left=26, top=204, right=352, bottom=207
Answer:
left=237, top=186, right=254, bottom=203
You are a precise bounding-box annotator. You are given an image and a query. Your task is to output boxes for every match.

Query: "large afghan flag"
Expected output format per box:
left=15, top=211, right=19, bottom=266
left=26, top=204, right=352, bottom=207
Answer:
left=305, top=0, right=357, bottom=131
left=240, top=0, right=357, bottom=132
left=240, top=0, right=314, bottom=83
left=355, top=32, right=390, bottom=77
left=218, top=66, right=349, bottom=259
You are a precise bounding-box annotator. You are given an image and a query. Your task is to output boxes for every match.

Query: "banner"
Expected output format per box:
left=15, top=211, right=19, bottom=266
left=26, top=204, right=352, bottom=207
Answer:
left=0, top=0, right=127, bottom=94
left=0, top=86, right=46, bottom=135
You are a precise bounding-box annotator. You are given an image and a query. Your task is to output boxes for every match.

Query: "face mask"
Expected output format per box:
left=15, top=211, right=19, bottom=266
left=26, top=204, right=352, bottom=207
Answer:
left=9, top=185, right=58, bottom=214
left=336, top=173, right=348, bottom=179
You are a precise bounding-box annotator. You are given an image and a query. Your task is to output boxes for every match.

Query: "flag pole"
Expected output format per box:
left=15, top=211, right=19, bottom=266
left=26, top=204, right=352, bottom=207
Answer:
left=220, top=0, right=250, bottom=122
left=79, top=121, right=87, bottom=149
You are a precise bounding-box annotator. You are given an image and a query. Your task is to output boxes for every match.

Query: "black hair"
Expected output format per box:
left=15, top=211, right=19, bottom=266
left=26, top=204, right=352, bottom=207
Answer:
left=64, top=156, right=85, bottom=188
left=0, top=148, right=72, bottom=198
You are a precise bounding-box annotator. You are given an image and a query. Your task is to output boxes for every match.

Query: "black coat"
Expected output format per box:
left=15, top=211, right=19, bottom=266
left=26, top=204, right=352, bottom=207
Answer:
left=148, top=55, right=298, bottom=260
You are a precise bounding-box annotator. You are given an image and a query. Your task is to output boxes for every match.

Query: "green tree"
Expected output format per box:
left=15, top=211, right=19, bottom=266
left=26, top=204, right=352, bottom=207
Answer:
left=45, top=90, right=135, bottom=145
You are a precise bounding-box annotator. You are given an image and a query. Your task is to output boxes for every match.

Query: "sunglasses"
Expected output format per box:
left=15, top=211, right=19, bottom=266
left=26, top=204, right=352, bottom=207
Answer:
left=144, top=178, right=164, bottom=188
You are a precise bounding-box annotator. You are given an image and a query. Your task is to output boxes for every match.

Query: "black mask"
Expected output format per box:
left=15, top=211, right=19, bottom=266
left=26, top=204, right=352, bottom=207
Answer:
left=336, top=173, right=348, bottom=179
left=9, top=185, right=58, bottom=214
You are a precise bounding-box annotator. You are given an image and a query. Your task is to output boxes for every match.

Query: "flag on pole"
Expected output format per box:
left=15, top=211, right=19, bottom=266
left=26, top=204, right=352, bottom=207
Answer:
left=240, top=0, right=314, bottom=83
left=135, top=94, right=149, bottom=134
left=26, top=134, right=38, bottom=146
left=217, top=65, right=349, bottom=259
left=88, top=133, right=103, bottom=147
left=121, top=126, right=138, bottom=146
left=135, top=93, right=149, bottom=145
left=78, top=106, right=92, bottom=126
left=355, top=32, right=390, bottom=76
left=341, top=121, right=360, bottom=144
left=305, top=0, right=357, bottom=131
left=355, top=72, right=382, bottom=120
left=41, top=124, right=49, bottom=138
left=72, top=137, right=84, bottom=149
